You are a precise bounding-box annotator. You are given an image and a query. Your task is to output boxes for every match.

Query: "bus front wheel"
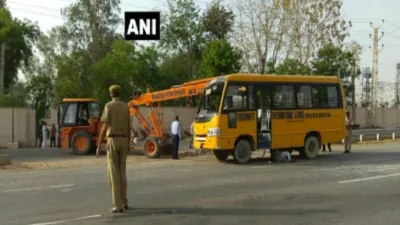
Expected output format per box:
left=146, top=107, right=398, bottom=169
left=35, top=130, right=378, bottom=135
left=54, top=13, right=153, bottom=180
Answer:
left=213, top=150, right=230, bottom=161
left=233, top=139, right=252, bottom=164
left=301, top=136, right=320, bottom=159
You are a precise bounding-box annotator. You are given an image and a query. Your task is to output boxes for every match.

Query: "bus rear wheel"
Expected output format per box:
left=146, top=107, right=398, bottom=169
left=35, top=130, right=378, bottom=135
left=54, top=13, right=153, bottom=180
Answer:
left=233, top=139, right=252, bottom=164
left=213, top=150, right=230, bottom=161
left=301, top=135, right=320, bottom=159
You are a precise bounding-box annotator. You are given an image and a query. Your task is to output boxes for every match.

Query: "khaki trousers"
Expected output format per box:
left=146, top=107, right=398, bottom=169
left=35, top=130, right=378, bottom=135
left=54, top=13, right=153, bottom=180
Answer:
left=106, top=137, right=129, bottom=209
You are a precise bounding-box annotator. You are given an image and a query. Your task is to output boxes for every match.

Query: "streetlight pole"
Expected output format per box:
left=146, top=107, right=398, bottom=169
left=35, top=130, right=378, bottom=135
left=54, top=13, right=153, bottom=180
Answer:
left=11, top=85, right=14, bottom=142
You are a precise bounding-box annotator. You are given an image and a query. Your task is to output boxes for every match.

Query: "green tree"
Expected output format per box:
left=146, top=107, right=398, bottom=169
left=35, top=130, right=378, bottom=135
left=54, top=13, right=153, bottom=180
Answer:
left=0, top=0, right=6, bottom=9
left=161, top=0, right=204, bottom=81
left=55, top=50, right=92, bottom=100
left=0, top=8, right=40, bottom=91
left=311, top=43, right=353, bottom=96
left=92, top=39, right=136, bottom=105
left=53, top=0, right=123, bottom=101
left=201, top=0, right=235, bottom=40
left=274, top=58, right=311, bottom=75
left=132, top=44, right=161, bottom=90
left=199, top=39, right=242, bottom=77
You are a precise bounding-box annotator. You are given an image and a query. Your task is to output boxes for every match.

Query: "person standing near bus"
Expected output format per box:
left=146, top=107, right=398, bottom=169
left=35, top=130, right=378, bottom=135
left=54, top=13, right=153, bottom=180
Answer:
left=41, top=122, right=47, bottom=148
left=171, top=115, right=181, bottom=159
left=322, top=143, right=332, bottom=152
left=50, top=124, right=56, bottom=147
left=344, top=111, right=353, bottom=153
left=189, top=119, right=194, bottom=148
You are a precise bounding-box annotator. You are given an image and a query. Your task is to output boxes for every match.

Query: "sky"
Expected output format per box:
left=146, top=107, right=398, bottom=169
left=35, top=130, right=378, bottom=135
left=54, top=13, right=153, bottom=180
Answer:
left=6, top=0, right=400, bottom=84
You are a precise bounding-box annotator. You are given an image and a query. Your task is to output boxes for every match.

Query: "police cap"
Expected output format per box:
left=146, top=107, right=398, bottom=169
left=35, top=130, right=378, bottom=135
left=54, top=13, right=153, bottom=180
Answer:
left=109, top=85, right=121, bottom=93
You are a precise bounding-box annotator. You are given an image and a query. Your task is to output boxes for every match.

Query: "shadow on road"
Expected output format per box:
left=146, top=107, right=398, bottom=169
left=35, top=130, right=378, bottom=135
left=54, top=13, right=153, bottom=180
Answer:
left=104, top=207, right=337, bottom=221
left=225, top=151, right=400, bottom=168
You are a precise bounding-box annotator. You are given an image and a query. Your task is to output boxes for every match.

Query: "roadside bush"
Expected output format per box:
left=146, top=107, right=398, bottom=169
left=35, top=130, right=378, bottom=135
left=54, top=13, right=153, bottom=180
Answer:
left=0, top=94, right=26, bottom=107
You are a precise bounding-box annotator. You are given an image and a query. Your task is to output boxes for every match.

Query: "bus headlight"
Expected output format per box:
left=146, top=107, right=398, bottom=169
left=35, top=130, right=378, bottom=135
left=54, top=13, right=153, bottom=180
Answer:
left=207, top=128, right=220, bottom=136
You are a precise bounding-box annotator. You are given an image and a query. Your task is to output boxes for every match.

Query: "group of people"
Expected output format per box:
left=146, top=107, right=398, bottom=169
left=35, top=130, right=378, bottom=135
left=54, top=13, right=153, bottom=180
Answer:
left=97, top=84, right=358, bottom=214
left=322, top=110, right=354, bottom=153
left=38, top=121, right=57, bottom=148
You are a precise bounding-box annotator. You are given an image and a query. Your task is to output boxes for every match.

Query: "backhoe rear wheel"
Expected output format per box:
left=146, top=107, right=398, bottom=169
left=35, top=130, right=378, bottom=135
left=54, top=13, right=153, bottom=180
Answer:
left=143, top=136, right=162, bottom=159
left=71, top=131, right=93, bottom=155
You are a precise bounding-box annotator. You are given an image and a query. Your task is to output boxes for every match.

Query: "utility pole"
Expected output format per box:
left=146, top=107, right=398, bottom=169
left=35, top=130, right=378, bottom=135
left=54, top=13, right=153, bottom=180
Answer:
left=0, top=42, right=5, bottom=94
left=368, top=20, right=384, bottom=127
left=396, top=63, right=400, bottom=107
left=351, top=61, right=356, bottom=123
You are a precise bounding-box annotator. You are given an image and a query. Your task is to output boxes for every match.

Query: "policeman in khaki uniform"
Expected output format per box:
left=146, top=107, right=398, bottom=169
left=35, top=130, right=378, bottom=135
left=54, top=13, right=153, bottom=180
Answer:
left=96, top=85, right=131, bottom=213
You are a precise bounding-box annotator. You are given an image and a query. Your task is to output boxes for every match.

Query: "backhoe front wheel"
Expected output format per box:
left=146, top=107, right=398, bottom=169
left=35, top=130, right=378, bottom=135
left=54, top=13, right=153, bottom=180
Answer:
left=71, top=131, right=93, bottom=155
left=143, top=136, right=162, bottom=159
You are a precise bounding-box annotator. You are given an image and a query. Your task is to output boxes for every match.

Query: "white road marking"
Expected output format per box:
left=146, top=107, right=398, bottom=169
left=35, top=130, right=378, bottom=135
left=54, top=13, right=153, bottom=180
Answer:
left=49, top=184, right=74, bottom=189
left=338, top=173, right=400, bottom=184
left=0, top=187, right=42, bottom=193
left=0, top=184, right=75, bottom=193
left=29, top=214, right=101, bottom=225
left=320, top=166, right=356, bottom=171
left=61, top=189, right=72, bottom=192
left=0, top=167, right=89, bottom=176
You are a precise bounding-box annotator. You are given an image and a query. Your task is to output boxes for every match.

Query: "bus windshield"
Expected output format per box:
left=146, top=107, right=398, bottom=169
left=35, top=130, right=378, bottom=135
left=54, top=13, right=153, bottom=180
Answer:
left=198, top=82, right=224, bottom=114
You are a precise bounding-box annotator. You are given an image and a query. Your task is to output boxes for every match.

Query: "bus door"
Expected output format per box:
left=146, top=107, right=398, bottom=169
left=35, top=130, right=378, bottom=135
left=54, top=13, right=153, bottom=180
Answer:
left=221, top=84, right=257, bottom=149
left=255, top=84, right=272, bottom=149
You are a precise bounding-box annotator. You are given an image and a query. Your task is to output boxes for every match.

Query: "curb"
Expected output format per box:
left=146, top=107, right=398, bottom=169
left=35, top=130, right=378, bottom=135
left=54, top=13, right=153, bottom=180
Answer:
left=0, top=154, right=11, bottom=166
left=330, top=138, right=400, bottom=146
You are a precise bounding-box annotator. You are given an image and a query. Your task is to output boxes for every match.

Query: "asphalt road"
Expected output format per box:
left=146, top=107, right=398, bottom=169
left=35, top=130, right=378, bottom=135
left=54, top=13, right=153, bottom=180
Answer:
left=1, top=143, right=400, bottom=225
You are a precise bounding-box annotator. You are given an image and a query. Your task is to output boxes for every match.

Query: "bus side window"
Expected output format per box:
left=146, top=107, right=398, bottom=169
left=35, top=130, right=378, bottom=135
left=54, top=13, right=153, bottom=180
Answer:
left=297, top=85, right=312, bottom=108
left=312, top=85, right=339, bottom=108
left=273, top=84, right=295, bottom=109
left=248, top=85, right=256, bottom=110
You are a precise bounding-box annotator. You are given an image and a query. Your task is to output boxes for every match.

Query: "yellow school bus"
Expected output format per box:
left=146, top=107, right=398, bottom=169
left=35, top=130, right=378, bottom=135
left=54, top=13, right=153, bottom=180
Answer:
left=193, top=73, right=346, bottom=164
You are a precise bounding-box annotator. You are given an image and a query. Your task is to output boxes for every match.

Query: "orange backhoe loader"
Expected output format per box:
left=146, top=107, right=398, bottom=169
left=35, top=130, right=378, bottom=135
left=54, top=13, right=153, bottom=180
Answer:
left=57, top=77, right=215, bottom=158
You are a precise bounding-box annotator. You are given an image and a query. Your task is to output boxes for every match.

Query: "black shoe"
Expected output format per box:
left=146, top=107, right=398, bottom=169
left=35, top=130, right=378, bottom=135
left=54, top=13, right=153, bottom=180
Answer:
left=109, top=207, right=124, bottom=213
left=344, top=150, right=350, bottom=154
left=123, top=205, right=130, bottom=211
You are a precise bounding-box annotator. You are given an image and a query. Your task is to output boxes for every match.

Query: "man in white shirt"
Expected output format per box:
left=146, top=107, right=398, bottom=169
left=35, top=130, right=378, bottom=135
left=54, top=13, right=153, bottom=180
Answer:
left=171, top=115, right=181, bottom=159
left=344, top=111, right=353, bottom=153
left=41, top=122, right=47, bottom=148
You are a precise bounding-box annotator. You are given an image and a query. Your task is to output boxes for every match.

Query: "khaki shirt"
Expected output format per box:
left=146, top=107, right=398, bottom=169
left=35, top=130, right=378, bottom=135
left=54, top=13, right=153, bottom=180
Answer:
left=101, top=98, right=131, bottom=138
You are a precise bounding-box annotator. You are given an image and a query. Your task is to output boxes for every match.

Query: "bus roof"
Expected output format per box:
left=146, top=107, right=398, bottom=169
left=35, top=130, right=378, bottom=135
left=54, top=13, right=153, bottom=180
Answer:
left=224, top=73, right=341, bottom=83
left=62, top=98, right=98, bottom=103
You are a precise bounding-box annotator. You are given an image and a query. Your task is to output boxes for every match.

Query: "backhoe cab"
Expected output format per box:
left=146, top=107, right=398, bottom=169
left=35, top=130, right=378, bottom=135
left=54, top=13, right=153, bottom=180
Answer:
left=57, top=98, right=102, bottom=155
